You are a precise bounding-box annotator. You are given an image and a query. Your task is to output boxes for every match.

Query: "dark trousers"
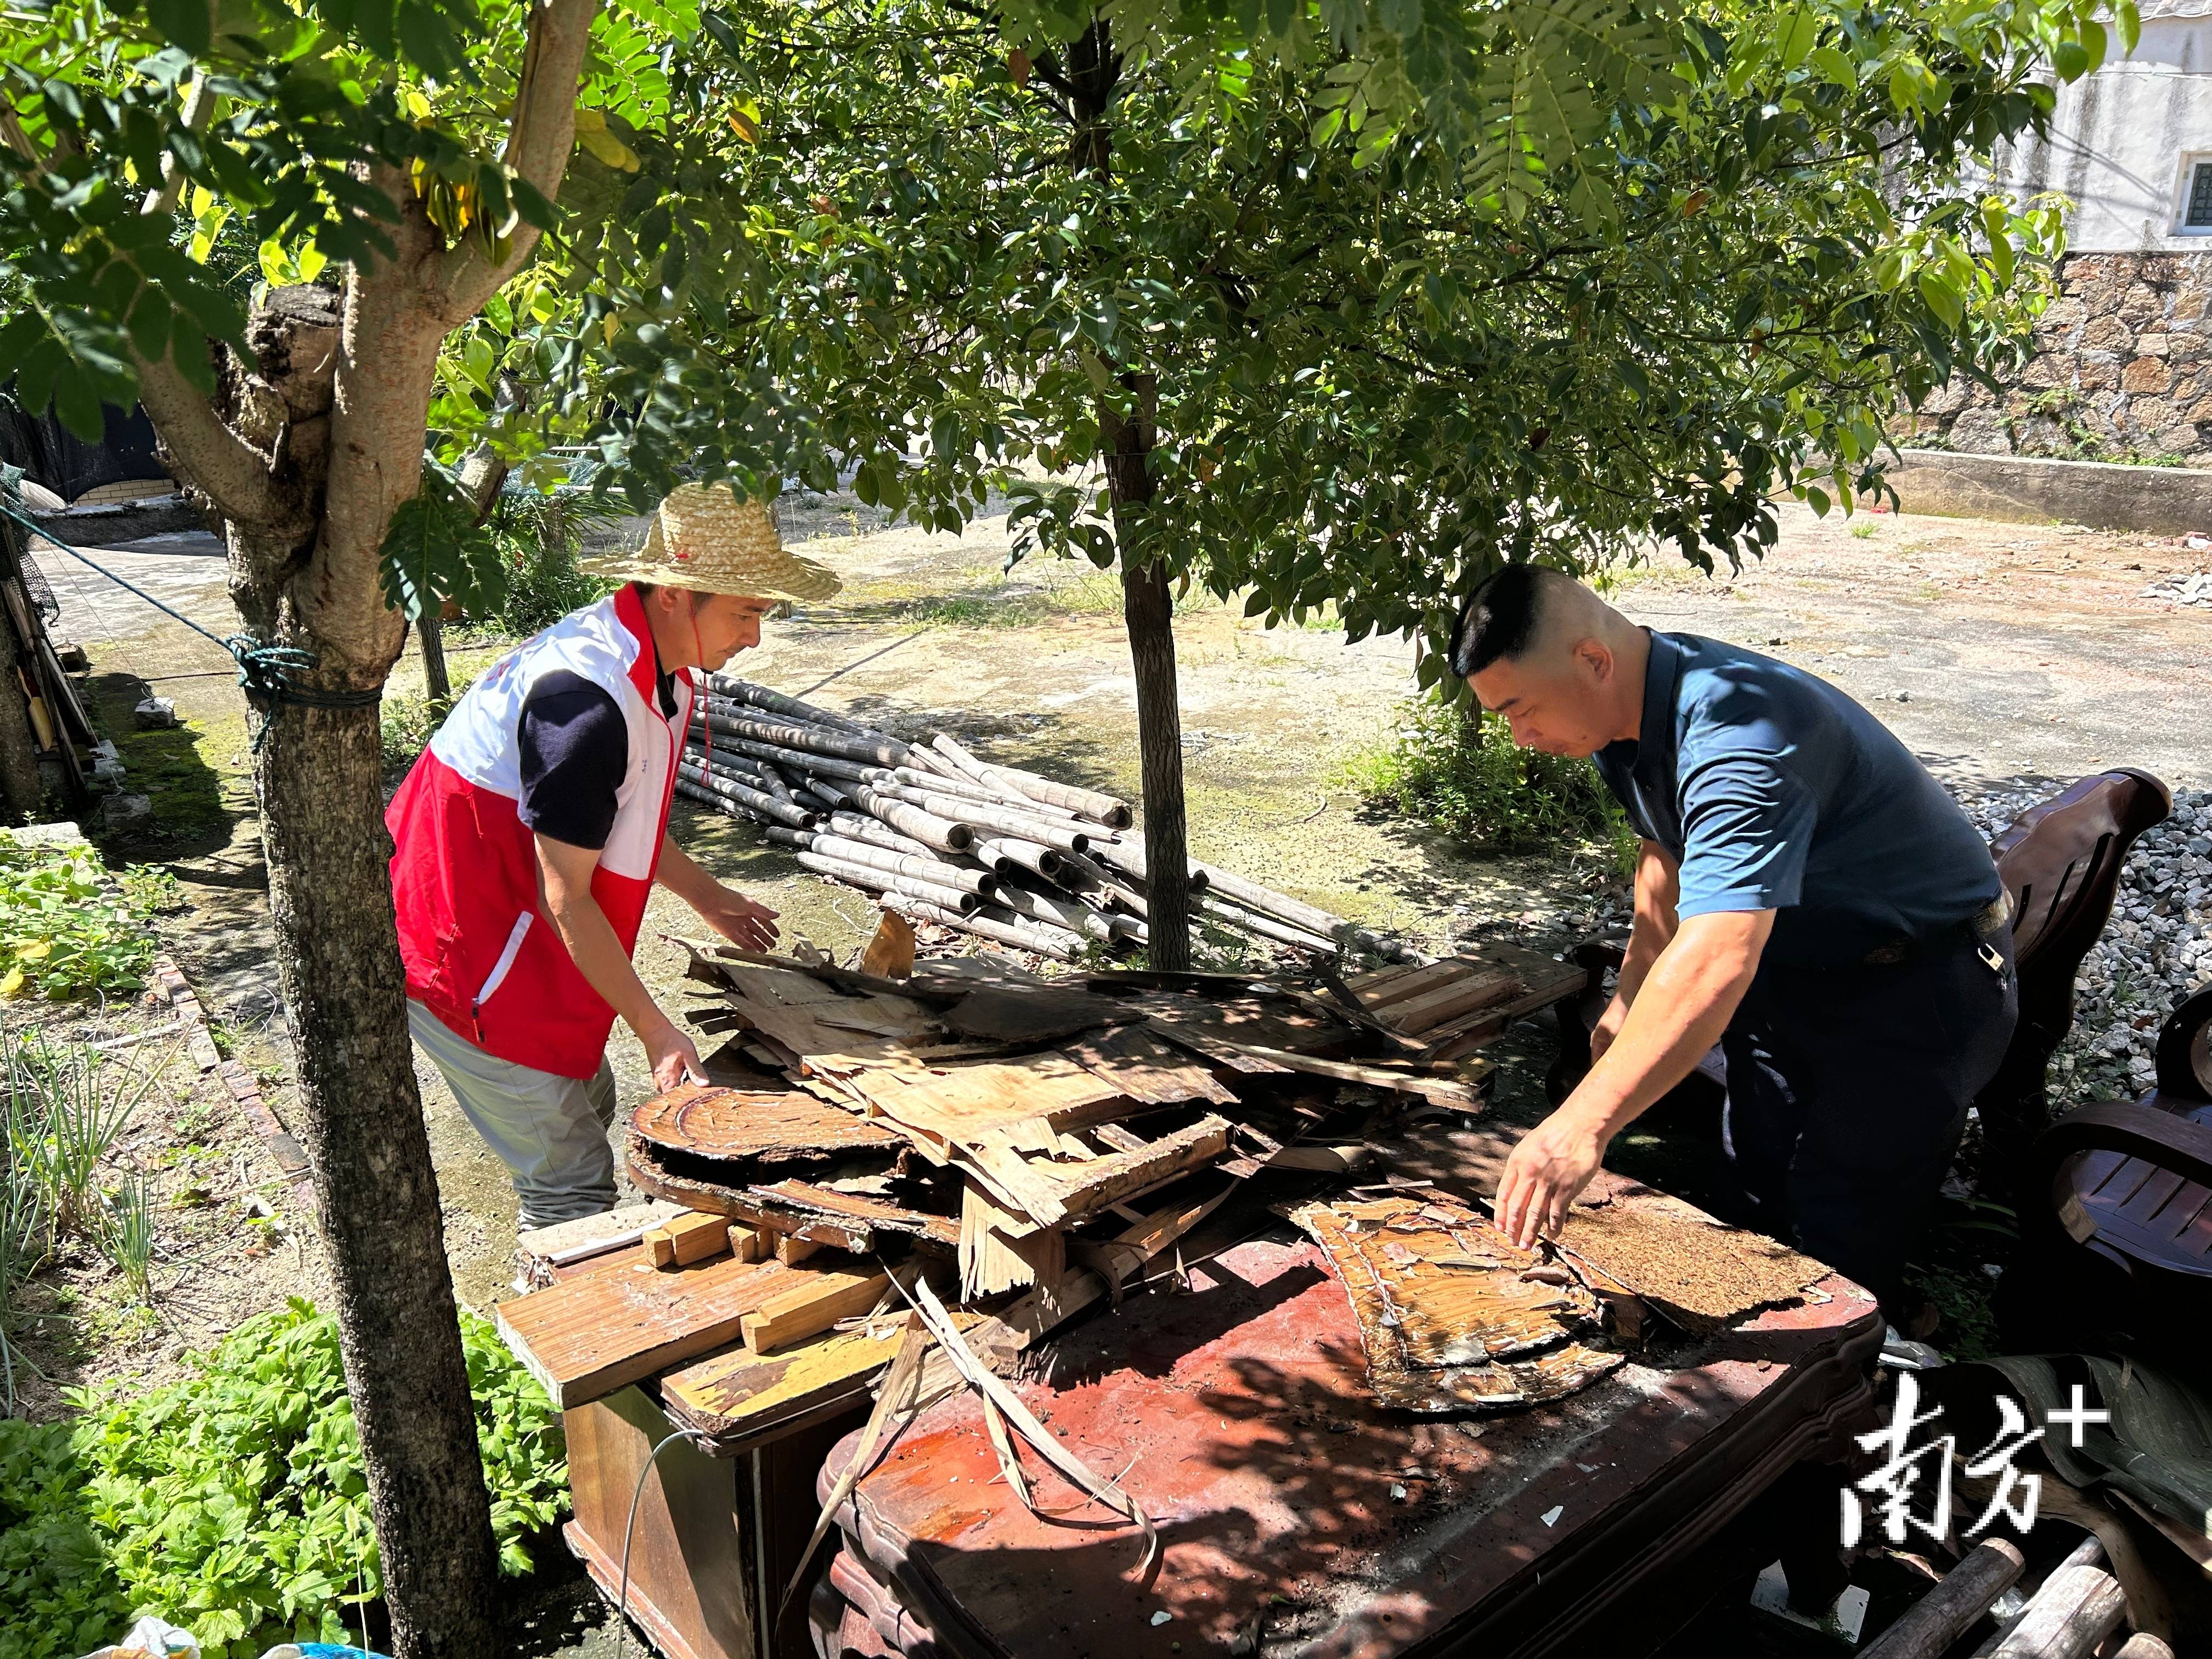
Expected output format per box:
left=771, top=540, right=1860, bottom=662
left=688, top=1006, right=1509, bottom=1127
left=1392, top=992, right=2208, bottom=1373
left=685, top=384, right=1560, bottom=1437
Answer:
left=1719, top=927, right=2019, bottom=1317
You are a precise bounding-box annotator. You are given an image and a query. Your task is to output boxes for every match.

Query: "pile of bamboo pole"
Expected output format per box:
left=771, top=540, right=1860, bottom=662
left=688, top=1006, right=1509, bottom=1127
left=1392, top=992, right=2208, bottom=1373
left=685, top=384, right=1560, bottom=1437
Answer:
left=674, top=675, right=1413, bottom=963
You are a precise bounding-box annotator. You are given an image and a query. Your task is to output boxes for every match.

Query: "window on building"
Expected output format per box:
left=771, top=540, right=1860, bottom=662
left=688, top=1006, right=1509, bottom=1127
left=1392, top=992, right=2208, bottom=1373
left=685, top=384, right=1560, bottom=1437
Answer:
left=2187, top=161, right=2212, bottom=229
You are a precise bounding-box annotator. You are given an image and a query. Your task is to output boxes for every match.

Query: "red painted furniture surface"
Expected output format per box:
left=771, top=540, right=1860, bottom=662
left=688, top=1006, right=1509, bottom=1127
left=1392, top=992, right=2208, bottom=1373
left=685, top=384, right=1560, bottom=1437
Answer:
left=822, top=1232, right=1883, bottom=1659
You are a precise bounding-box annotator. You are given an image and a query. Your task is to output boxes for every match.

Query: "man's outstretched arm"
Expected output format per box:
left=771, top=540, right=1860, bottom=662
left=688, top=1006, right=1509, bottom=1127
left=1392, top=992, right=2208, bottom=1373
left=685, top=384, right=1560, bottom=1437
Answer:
left=656, top=833, right=779, bottom=952
left=1495, top=906, right=1774, bottom=1246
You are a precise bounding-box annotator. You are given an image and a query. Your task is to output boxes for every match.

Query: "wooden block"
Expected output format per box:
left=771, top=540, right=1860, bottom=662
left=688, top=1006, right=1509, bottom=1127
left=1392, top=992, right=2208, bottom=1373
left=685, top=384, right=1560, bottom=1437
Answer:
left=775, top=1232, right=822, bottom=1266
left=517, top=1199, right=687, bottom=1283
left=495, top=1251, right=795, bottom=1408
left=740, top=1263, right=892, bottom=1353
left=646, top=1210, right=734, bottom=1269
left=728, top=1223, right=769, bottom=1263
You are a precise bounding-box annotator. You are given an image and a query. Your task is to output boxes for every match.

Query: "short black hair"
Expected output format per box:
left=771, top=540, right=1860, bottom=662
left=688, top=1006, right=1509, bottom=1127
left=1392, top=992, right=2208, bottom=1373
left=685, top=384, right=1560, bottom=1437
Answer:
left=1449, top=564, right=1547, bottom=678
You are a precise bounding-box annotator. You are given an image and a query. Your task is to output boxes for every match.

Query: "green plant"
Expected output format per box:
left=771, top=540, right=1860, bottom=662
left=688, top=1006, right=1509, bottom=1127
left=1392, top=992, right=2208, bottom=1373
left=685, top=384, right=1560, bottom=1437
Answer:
left=481, top=492, right=617, bottom=639
left=116, top=865, right=189, bottom=917
left=0, top=833, right=157, bottom=999
left=104, top=1169, right=157, bottom=1305
left=1341, top=697, right=1630, bottom=859
left=8, top=1036, right=173, bottom=1243
left=0, top=1300, right=568, bottom=1659
left=1850, top=520, right=1879, bottom=539
left=380, top=695, right=453, bottom=773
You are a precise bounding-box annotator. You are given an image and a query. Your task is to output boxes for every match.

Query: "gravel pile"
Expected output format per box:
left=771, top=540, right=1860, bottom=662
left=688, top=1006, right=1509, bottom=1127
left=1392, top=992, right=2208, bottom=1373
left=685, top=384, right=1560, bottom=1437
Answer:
left=1468, top=780, right=2212, bottom=1105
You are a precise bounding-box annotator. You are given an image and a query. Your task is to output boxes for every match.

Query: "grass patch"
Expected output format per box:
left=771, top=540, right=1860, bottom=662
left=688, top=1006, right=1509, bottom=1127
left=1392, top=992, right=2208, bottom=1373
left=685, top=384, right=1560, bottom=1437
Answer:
left=1340, top=695, right=1637, bottom=865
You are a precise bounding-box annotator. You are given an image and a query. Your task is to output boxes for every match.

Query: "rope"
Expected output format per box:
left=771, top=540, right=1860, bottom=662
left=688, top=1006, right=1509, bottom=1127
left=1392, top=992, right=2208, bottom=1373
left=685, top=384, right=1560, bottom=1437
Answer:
left=0, top=496, right=382, bottom=738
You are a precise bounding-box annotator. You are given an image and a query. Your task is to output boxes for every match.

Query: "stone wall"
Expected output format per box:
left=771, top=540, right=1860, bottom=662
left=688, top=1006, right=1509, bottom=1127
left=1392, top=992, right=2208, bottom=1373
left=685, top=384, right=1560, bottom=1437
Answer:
left=1911, top=251, right=2212, bottom=467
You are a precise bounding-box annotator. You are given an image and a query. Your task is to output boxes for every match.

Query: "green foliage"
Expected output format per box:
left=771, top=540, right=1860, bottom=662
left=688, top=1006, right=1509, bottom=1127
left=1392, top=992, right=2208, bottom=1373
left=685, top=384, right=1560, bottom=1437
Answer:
left=1343, top=695, right=1629, bottom=857
left=478, top=491, right=616, bottom=637
left=379, top=467, right=510, bottom=624
left=116, top=863, right=188, bottom=915
left=0, top=832, right=156, bottom=999
left=0, top=1300, right=567, bottom=1659
left=380, top=693, right=452, bottom=772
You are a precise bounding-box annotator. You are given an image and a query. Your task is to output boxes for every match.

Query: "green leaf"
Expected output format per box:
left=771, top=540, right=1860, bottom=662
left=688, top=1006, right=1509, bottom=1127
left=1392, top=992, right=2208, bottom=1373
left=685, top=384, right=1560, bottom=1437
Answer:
left=1916, top=266, right=1963, bottom=329
left=126, top=289, right=172, bottom=362
left=1775, top=7, right=1815, bottom=71
left=144, top=0, right=214, bottom=52
left=2051, top=40, right=2089, bottom=81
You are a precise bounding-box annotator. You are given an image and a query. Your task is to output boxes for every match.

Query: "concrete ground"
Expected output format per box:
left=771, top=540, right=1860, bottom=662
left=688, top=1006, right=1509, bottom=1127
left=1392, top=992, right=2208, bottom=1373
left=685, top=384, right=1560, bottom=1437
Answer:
left=29, top=496, right=2211, bottom=1650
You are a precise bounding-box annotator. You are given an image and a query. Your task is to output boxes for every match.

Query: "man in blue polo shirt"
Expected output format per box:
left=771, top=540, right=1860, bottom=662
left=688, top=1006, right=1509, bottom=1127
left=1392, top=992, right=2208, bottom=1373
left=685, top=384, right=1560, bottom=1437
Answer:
left=1457, top=565, right=2016, bottom=1319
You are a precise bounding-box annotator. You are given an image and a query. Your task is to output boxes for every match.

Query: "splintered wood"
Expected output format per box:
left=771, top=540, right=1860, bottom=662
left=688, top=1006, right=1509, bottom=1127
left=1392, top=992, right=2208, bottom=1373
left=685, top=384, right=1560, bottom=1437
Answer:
left=1292, top=1194, right=1623, bottom=1413
left=1343, top=942, right=1588, bottom=1061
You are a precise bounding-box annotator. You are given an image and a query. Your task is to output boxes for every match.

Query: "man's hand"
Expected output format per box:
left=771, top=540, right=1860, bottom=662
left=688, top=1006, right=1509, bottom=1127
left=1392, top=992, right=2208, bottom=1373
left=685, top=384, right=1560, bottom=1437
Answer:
left=641, top=1017, right=707, bottom=1092
left=1494, top=1108, right=1607, bottom=1249
left=1589, top=992, right=1632, bottom=1066
left=695, top=886, right=780, bottom=952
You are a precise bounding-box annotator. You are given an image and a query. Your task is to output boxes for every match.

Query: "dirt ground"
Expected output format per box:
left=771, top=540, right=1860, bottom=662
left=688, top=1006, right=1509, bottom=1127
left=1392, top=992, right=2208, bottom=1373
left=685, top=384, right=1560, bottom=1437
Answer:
left=19, top=494, right=2211, bottom=1645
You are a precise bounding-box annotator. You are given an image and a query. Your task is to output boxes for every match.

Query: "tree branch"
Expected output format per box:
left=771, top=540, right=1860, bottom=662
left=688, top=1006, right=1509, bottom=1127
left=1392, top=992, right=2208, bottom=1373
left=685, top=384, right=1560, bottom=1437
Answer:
left=142, top=74, right=217, bottom=217
left=433, top=0, right=601, bottom=324
left=134, top=349, right=285, bottom=529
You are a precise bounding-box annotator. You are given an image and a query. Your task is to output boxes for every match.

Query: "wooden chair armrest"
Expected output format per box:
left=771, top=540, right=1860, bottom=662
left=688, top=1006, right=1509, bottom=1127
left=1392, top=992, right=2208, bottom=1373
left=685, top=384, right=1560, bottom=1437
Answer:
left=2153, top=986, right=2212, bottom=1104
left=2037, top=1100, right=2212, bottom=1196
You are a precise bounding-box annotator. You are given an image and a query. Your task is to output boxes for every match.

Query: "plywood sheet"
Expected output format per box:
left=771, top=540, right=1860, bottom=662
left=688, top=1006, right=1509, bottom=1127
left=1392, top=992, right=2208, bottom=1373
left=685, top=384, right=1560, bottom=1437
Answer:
left=1556, top=1187, right=1828, bottom=1333
left=1292, top=1194, right=1620, bottom=1413
left=842, top=1053, right=1126, bottom=1153
left=631, top=1084, right=903, bottom=1163
left=1061, top=1022, right=1239, bottom=1108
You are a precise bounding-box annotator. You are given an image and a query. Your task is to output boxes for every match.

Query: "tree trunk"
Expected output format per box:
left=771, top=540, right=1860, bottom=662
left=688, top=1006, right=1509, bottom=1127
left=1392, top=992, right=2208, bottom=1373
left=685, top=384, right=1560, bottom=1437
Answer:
left=417, top=613, right=452, bottom=703
left=256, top=693, right=499, bottom=1652
left=1067, top=19, right=1193, bottom=968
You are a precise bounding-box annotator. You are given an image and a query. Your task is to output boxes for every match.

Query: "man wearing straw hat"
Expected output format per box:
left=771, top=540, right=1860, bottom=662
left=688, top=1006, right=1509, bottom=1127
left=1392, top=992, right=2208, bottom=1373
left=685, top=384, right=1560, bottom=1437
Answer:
left=386, top=485, right=842, bottom=1228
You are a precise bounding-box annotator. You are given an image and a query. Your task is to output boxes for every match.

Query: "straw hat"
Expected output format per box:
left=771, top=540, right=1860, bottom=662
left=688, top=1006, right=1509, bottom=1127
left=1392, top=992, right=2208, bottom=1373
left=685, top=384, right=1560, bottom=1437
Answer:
left=581, top=483, right=842, bottom=602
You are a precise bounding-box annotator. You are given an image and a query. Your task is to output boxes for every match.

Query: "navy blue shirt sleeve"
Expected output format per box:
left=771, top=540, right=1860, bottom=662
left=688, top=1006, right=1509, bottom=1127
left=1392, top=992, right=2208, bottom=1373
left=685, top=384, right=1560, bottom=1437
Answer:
left=518, top=671, right=625, bottom=850
left=1675, top=753, right=1818, bottom=918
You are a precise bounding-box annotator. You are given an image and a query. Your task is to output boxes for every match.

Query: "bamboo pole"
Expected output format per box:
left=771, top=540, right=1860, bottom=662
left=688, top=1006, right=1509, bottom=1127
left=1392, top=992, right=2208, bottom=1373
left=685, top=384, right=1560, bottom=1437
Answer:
left=852, top=787, right=975, bottom=853
left=825, top=810, right=940, bottom=862
left=887, top=895, right=1086, bottom=961
left=930, top=731, right=1132, bottom=828
left=678, top=763, right=817, bottom=830
left=704, top=674, right=873, bottom=734
left=1199, top=893, right=1339, bottom=955
left=674, top=775, right=764, bottom=822
left=693, top=708, right=909, bottom=769
left=798, top=850, right=981, bottom=916
left=1860, top=1539, right=2024, bottom=1659
left=992, top=881, right=1121, bottom=944
left=971, top=836, right=1066, bottom=884
left=810, top=833, right=998, bottom=900
left=875, top=783, right=1094, bottom=853
left=689, top=726, right=889, bottom=785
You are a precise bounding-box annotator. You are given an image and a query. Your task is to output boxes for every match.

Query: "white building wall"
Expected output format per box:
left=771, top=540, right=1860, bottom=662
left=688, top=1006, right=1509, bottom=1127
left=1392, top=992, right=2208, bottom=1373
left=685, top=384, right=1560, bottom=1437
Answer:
left=1989, top=14, right=2212, bottom=251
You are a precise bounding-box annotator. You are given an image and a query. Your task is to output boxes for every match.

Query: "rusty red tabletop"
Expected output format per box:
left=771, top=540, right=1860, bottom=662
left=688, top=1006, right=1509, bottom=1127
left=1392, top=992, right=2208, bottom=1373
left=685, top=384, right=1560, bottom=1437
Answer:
left=821, top=1230, right=1883, bottom=1659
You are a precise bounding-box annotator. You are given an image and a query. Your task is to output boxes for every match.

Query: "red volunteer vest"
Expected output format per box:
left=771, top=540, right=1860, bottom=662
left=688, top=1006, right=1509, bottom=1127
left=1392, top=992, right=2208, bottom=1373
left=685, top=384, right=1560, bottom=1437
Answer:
left=386, top=585, right=695, bottom=1080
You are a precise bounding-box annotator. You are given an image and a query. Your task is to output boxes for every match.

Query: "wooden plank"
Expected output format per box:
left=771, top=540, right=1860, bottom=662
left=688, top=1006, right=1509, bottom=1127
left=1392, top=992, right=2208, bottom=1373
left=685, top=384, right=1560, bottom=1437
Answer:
left=495, top=1251, right=797, bottom=1408
left=1061, top=1022, right=1238, bottom=1108
left=516, top=1198, right=687, bottom=1285
left=1385, top=969, right=1523, bottom=1035
left=776, top=1233, right=822, bottom=1266
left=1424, top=974, right=1592, bottom=1059
left=729, top=1223, right=769, bottom=1263
left=963, top=1114, right=1233, bottom=1227
left=648, top=1210, right=735, bottom=1269
left=740, top=1262, right=893, bottom=1353
left=1350, top=959, right=1463, bottom=1012
left=1200, top=1041, right=1487, bottom=1110
left=959, top=1183, right=1063, bottom=1299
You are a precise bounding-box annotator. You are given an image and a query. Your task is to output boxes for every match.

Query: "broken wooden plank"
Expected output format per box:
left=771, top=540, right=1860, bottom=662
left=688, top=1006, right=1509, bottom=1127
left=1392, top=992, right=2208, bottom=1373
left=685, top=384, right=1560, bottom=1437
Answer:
left=647, top=1210, right=733, bottom=1269
left=943, top=984, right=1139, bottom=1044
left=959, top=1184, right=1064, bottom=1299
left=961, top=1114, right=1233, bottom=1228
left=741, top=1261, right=893, bottom=1353
left=494, top=1249, right=797, bottom=1408
left=1061, top=1022, right=1239, bottom=1108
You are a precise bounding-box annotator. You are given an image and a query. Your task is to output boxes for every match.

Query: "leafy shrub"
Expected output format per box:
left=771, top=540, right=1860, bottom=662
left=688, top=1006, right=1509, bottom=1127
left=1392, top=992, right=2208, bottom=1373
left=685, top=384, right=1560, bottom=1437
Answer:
left=0, top=1300, right=567, bottom=1659
left=379, top=694, right=452, bottom=774
left=1343, top=696, right=1633, bottom=861
left=481, top=493, right=614, bottom=639
left=0, top=832, right=156, bottom=998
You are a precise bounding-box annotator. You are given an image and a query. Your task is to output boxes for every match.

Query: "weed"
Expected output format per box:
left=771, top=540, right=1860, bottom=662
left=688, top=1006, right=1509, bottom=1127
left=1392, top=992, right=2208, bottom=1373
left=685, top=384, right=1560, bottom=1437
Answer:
left=104, top=1168, right=156, bottom=1305
left=116, top=865, right=188, bottom=916
left=9, top=1036, right=173, bottom=1243
left=1850, top=520, right=1878, bottom=539
left=1339, top=695, right=1633, bottom=863
left=0, top=832, right=157, bottom=998
left=380, top=693, right=453, bottom=772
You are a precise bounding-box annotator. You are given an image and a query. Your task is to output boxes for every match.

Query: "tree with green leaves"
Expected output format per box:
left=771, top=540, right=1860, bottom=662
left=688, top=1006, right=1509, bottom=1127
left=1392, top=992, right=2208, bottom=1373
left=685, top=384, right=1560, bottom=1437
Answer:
left=564, top=0, right=2108, bottom=964
left=0, top=0, right=2123, bottom=1645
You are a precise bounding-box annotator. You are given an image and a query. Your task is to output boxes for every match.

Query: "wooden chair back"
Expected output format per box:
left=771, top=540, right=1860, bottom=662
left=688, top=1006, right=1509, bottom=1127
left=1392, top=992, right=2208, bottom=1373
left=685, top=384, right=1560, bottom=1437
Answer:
left=1974, top=770, right=2172, bottom=1203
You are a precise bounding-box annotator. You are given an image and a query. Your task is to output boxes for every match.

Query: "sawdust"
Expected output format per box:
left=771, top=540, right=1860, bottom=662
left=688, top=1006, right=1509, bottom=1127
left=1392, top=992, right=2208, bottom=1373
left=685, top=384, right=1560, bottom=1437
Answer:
left=1556, top=1188, right=1827, bottom=1333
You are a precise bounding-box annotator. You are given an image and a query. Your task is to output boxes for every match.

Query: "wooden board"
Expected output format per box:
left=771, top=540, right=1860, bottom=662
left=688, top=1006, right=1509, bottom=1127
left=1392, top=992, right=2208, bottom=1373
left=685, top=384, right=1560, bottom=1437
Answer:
left=516, top=1198, right=687, bottom=1288
left=960, top=1113, right=1232, bottom=1228
left=631, top=1084, right=903, bottom=1163
left=741, top=1260, right=894, bottom=1353
left=1292, top=1194, right=1622, bottom=1412
left=495, top=1248, right=800, bottom=1408
left=627, top=1136, right=961, bottom=1253
left=648, top=1210, right=733, bottom=1268
left=1060, top=1022, right=1239, bottom=1108
left=838, top=1053, right=1128, bottom=1154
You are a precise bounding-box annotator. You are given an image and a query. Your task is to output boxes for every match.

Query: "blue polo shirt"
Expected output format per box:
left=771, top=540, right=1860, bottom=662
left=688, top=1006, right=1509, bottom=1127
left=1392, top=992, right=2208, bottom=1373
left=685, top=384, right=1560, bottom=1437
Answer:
left=1592, top=631, right=2001, bottom=967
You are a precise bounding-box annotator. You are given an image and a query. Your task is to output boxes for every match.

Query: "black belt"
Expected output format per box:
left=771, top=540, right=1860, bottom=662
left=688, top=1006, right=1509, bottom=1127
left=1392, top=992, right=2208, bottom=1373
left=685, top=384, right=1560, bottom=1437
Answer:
left=1860, top=894, right=2012, bottom=968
